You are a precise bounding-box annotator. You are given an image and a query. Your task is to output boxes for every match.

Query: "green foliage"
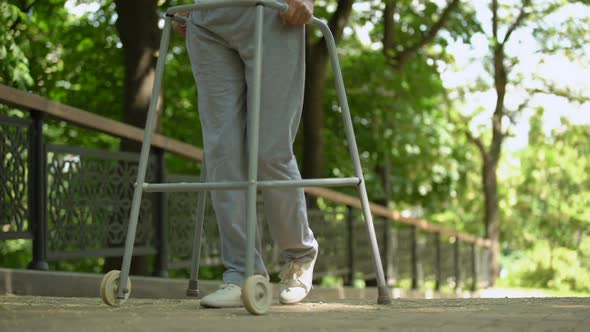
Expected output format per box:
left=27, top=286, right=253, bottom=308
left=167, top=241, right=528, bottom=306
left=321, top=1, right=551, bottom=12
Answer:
left=1, top=0, right=124, bottom=150
left=323, top=38, right=475, bottom=220
left=50, top=258, right=105, bottom=274
left=317, top=1, right=486, bottom=233
left=498, top=110, right=590, bottom=292
left=532, top=1, right=590, bottom=60
left=503, top=109, right=590, bottom=249
left=502, top=239, right=590, bottom=292
left=359, top=0, right=482, bottom=49
left=320, top=274, right=366, bottom=288
left=320, top=275, right=344, bottom=288
left=0, top=2, right=33, bottom=88
left=0, top=240, right=31, bottom=268
left=167, top=265, right=225, bottom=281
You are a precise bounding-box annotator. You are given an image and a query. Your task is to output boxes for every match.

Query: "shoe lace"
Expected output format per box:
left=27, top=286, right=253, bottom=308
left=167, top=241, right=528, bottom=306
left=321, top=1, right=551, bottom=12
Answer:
left=278, top=261, right=307, bottom=291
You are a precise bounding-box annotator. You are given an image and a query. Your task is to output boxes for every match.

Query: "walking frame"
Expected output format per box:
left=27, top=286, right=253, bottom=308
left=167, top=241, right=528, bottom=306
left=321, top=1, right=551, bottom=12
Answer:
left=99, top=0, right=393, bottom=315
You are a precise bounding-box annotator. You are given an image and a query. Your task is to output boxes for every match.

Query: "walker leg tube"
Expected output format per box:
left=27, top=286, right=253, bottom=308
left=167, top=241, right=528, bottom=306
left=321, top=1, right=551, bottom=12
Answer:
left=116, top=18, right=173, bottom=300
left=314, top=18, right=392, bottom=304
left=245, top=4, right=264, bottom=278
left=187, top=160, right=207, bottom=297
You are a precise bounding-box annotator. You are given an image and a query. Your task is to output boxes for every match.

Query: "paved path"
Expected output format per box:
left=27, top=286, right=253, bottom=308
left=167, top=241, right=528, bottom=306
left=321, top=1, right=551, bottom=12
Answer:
left=1, top=295, right=589, bottom=332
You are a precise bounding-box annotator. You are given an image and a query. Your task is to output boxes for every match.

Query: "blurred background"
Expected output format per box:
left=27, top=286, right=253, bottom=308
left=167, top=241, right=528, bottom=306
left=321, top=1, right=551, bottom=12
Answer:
left=1, top=0, right=589, bottom=298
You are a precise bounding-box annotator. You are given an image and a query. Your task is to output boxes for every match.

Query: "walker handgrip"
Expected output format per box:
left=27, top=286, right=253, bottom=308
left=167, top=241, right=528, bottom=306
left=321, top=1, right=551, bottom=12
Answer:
left=166, top=0, right=288, bottom=15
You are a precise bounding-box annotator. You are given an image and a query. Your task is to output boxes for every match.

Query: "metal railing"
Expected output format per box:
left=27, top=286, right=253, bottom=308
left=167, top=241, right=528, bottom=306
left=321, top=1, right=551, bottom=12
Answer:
left=0, top=83, right=491, bottom=291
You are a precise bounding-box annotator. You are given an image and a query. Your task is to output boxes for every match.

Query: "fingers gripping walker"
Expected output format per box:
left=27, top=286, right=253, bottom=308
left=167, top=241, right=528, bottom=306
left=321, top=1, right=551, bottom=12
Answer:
left=99, top=0, right=393, bottom=315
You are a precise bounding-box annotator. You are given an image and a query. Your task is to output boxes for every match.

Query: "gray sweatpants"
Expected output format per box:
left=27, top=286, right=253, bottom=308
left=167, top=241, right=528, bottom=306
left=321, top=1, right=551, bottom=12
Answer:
left=186, top=5, right=318, bottom=287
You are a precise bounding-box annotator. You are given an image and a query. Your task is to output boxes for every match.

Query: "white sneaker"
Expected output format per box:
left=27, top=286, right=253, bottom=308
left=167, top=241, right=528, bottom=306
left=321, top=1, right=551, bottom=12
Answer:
left=278, top=252, right=318, bottom=305
left=200, top=284, right=243, bottom=308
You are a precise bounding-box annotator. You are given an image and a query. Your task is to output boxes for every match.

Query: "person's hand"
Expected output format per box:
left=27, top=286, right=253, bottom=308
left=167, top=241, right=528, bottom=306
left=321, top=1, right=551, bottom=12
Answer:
left=172, top=13, right=189, bottom=35
left=280, top=0, right=314, bottom=25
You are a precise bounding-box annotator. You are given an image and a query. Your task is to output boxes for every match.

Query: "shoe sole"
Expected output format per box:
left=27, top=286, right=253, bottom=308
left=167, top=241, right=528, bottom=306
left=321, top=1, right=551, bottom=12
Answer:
left=279, top=298, right=302, bottom=305
left=200, top=301, right=244, bottom=308
left=278, top=291, right=309, bottom=305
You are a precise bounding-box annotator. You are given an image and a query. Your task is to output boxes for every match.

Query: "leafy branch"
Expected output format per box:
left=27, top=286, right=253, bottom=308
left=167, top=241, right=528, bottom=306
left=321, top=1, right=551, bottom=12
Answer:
left=383, top=0, right=461, bottom=71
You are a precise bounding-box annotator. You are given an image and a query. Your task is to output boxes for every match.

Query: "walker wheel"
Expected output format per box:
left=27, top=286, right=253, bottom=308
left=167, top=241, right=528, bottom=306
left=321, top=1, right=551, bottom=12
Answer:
left=100, top=270, right=131, bottom=307
left=242, top=275, right=272, bottom=315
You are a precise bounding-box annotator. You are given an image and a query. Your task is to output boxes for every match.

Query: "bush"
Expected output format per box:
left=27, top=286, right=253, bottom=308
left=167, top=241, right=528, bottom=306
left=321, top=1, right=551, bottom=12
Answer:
left=502, top=240, right=590, bottom=293
left=0, top=240, right=32, bottom=268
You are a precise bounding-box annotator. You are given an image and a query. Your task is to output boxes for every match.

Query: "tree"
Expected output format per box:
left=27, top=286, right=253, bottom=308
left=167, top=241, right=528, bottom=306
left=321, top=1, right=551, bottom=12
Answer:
left=113, top=0, right=161, bottom=140
left=378, top=0, right=465, bottom=205
left=497, top=110, right=590, bottom=292
left=456, top=0, right=590, bottom=285
left=0, top=2, right=33, bottom=89
left=514, top=109, right=590, bottom=250
left=304, top=1, right=480, bottom=210
left=346, top=1, right=480, bottom=212
left=101, top=0, right=162, bottom=276
left=382, top=0, right=460, bottom=70
left=302, top=0, right=355, bottom=183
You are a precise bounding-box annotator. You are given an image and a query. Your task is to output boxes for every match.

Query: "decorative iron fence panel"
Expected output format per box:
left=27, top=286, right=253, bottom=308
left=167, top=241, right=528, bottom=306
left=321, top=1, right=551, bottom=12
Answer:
left=165, top=177, right=198, bottom=267
left=459, top=241, right=473, bottom=290
left=46, top=145, right=156, bottom=259
left=439, top=238, right=457, bottom=288
left=393, top=227, right=413, bottom=281
left=165, top=177, right=278, bottom=272
left=420, top=231, right=437, bottom=285
left=165, top=174, right=219, bottom=269
left=477, top=245, right=490, bottom=288
left=164, top=183, right=353, bottom=277
left=0, top=115, right=31, bottom=240
left=308, top=208, right=349, bottom=277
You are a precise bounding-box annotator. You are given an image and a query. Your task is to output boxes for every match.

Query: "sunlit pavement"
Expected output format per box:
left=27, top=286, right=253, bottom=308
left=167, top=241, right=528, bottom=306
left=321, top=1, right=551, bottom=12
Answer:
left=478, top=287, right=552, bottom=298
left=1, top=295, right=588, bottom=332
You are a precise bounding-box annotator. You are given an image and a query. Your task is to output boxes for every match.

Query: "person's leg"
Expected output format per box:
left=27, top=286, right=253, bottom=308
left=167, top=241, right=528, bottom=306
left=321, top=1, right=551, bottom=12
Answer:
left=234, top=7, right=318, bottom=303
left=186, top=11, right=268, bottom=293
left=250, top=7, right=318, bottom=264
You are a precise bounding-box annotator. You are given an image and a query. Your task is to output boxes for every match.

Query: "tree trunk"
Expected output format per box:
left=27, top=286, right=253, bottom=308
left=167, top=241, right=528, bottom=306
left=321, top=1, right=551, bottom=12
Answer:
left=301, top=0, right=354, bottom=208
left=302, top=0, right=354, bottom=181
left=482, top=157, right=500, bottom=286
left=104, top=0, right=161, bottom=276
left=302, top=45, right=328, bottom=180
left=115, top=0, right=162, bottom=138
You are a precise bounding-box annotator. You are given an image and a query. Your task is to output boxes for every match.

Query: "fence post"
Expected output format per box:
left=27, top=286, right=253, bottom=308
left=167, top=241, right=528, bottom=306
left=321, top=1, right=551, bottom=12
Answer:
left=411, top=225, right=419, bottom=290
left=345, top=205, right=355, bottom=286
left=471, top=243, right=477, bottom=291
left=153, top=147, right=168, bottom=277
left=382, top=217, right=391, bottom=285
left=453, top=236, right=461, bottom=291
left=27, top=110, right=49, bottom=271
left=434, top=232, right=441, bottom=291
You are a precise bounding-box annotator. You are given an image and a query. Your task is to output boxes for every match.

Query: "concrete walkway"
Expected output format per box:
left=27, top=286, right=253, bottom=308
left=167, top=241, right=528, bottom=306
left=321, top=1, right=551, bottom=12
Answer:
left=1, top=295, right=588, bottom=332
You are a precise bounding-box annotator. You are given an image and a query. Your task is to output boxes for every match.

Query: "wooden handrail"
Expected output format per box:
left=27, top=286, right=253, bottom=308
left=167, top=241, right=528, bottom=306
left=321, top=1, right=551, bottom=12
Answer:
left=305, top=187, right=492, bottom=247
left=0, top=83, right=491, bottom=247
left=0, top=84, right=203, bottom=161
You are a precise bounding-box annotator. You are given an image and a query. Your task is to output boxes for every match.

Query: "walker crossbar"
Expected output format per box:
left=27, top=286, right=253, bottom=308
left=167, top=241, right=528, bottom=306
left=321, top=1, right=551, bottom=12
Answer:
left=142, top=177, right=361, bottom=192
